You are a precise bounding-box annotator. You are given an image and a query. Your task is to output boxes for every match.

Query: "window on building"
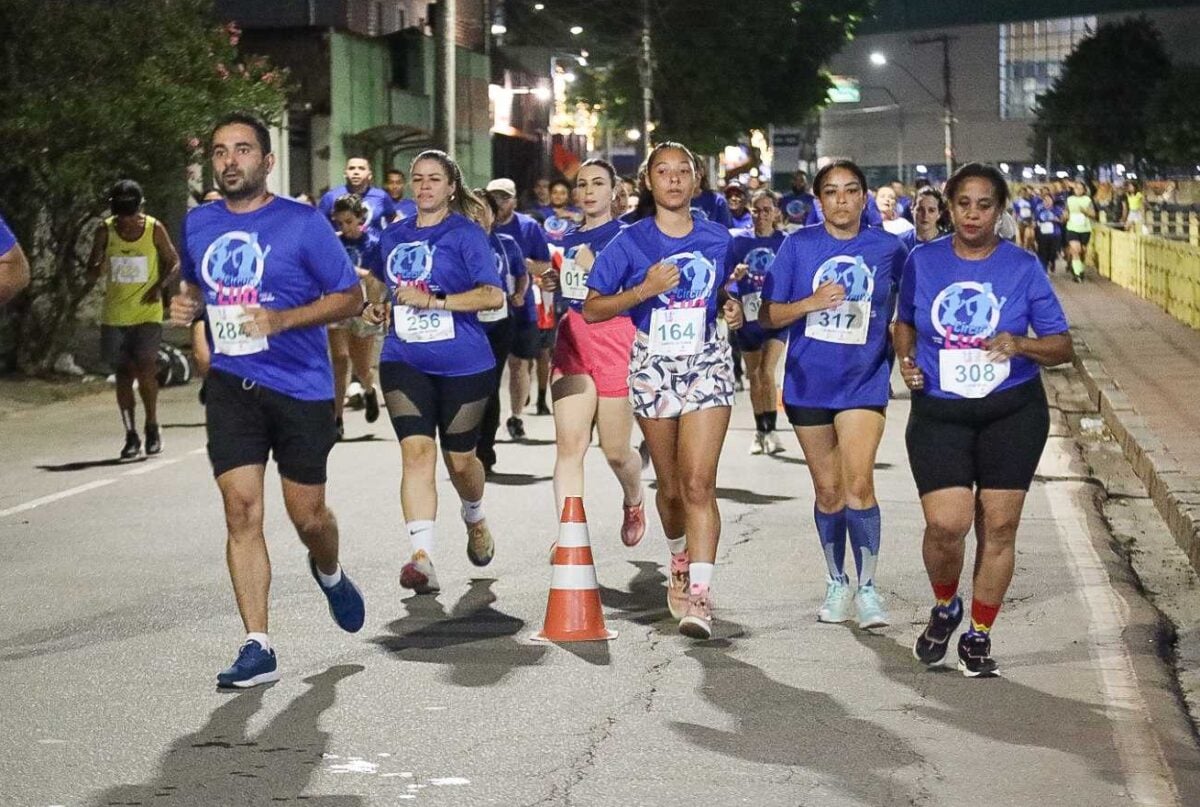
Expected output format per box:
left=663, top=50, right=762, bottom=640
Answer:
left=999, top=16, right=1095, bottom=120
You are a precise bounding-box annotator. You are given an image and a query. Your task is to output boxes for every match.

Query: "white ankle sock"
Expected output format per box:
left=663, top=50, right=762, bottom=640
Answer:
left=407, top=520, right=435, bottom=557
left=460, top=498, right=485, bottom=525
left=246, top=632, right=271, bottom=652
left=667, top=536, right=687, bottom=555
left=689, top=562, right=714, bottom=588
left=316, top=563, right=342, bottom=588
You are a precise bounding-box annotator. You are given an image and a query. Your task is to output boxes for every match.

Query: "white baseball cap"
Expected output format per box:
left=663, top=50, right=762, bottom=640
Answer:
left=485, top=178, right=518, bottom=197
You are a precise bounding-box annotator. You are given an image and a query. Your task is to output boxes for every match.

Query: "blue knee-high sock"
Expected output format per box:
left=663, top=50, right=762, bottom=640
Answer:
left=814, top=506, right=848, bottom=583
left=846, top=505, right=882, bottom=587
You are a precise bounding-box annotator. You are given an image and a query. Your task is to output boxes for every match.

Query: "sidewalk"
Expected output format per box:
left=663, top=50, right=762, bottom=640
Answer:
left=1054, top=271, right=1200, bottom=569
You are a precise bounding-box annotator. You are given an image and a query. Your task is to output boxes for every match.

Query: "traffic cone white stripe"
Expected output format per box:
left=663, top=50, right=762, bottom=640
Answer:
left=550, top=564, right=599, bottom=591
left=556, top=521, right=590, bottom=548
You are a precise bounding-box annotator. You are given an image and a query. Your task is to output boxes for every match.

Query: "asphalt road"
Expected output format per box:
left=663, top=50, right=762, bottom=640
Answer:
left=1, top=365, right=1197, bottom=806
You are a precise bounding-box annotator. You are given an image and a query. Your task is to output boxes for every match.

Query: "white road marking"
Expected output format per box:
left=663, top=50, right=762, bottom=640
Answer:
left=0, top=479, right=116, bottom=519
left=1048, top=480, right=1180, bottom=806
left=0, top=450, right=204, bottom=519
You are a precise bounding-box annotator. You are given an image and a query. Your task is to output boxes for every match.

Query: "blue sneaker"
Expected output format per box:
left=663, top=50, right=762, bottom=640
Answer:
left=957, top=630, right=1000, bottom=678
left=308, top=555, right=365, bottom=633
left=216, top=640, right=280, bottom=689
left=912, top=596, right=964, bottom=666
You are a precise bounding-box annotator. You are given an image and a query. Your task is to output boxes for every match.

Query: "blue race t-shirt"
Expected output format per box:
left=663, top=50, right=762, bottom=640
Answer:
left=392, top=198, right=418, bottom=221
left=366, top=212, right=501, bottom=377
left=1013, top=197, right=1034, bottom=223
left=729, top=210, right=753, bottom=232
left=1035, top=202, right=1064, bottom=238
left=587, top=216, right=731, bottom=335
left=319, top=185, right=397, bottom=235
left=780, top=191, right=816, bottom=227
left=180, top=197, right=359, bottom=400
left=0, top=213, right=15, bottom=254
left=690, top=191, right=733, bottom=228
left=483, top=231, right=527, bottom=331
left=897, top=238, right=1069, bottom=399
left=495, top=211, right=550, bottom=319
left=726, top=230, right=786, bottom=344
left=558, top=219, right=623, bottom=313
left=340, top=229, right=378, bottom=268
left=763, top=225, right=907, bottom=409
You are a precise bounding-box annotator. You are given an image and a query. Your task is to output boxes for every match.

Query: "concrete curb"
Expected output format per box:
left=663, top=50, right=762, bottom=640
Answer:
left=1072, top=334, right=1200, bottom=571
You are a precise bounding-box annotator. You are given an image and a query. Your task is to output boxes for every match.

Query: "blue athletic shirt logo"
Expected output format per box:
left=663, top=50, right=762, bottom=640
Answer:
left=543, top=215, right=573, bottom=240
left=689, top=206, right=710, bottom=222
left=744, top=247, right=776, bottom=277
left=812, top=255, right=874, bottom=302
left=931, top=281, right=1007, bottom=347
left=386, top=241, right=435, bottom=286
left=661, top=251, right=716, bottom=308
left=493, top=249, right=506, bottom=281
left=201, top=231, right=270, bottom=303
left=785, top=198, right=809, bottom=222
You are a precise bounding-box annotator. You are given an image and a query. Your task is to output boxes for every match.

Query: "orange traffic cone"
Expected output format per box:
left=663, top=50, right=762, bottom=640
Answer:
left=532, top=497, right=618, bottom=643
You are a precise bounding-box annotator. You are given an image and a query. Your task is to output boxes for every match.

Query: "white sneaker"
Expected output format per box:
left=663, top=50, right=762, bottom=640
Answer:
left=749, top=431, right=765, bottom=455
left=762, top=431, right=784, bottom=454
left=817, top=576, right=855, bottom=623
left=856, top=584, right=890, bottom=628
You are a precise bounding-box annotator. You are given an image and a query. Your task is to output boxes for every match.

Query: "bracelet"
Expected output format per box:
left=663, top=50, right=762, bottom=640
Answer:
left=633, top=285, right=644, bottom=303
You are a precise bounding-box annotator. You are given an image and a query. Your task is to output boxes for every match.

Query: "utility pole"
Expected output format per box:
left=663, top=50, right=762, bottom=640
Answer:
left=913, top=34, right=955, bottom=179
left=434, top=0, right=457, bottom=157
left=639, top=0, right=652, bottom=161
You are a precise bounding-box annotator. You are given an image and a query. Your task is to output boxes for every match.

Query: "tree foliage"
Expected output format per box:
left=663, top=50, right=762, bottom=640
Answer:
left=1029, top=16, right=1170, bottom=167
left=507, top=0, right=874, bottom=155
left=0, top=0, right=288, bottom=372
left=1146, top=64, right=1200, bottom=167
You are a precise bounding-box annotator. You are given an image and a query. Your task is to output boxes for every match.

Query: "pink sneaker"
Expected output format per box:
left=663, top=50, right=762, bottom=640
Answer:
left=400, top=550, right=440, bottom=594
left=621, top=501, right=646, bottom=547
left=667, top=552, right=690, bottom=619
left=678, top=583, right=713, bottom=640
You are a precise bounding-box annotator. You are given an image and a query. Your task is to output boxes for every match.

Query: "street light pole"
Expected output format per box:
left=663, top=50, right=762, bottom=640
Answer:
left=912, top=34, right=955, bottom=178
left=639, top=0, right=652, bottom=161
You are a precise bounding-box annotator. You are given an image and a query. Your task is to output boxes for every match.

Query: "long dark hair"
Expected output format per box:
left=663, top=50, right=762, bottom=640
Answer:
left=630, top=141, right=698, bottom=222
left=410, top=149, right=486, bottom=221
left=914, top=186, right=951, bottom=234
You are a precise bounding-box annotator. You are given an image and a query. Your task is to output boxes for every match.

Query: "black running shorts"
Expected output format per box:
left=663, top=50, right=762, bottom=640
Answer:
left=379, top=361, right=493, bottom=452
left=786, top=404, right=886, bottom=427
left=205, top=369, right=336, bottom=485
left=905, top=378, right=1050, bottom=496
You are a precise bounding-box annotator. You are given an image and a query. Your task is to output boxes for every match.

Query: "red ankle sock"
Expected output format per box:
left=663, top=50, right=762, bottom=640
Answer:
left=970, top=599, right=1001, bottom=633
left=932, top=581, right=958, bottom=606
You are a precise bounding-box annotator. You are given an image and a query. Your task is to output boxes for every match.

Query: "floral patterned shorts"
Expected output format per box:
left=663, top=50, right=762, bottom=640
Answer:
left=628, top=335, right=735, bottom=419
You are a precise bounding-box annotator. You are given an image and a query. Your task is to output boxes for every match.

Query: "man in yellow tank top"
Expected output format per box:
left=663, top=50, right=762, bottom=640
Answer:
left=87, top=180, right=180, bottom=459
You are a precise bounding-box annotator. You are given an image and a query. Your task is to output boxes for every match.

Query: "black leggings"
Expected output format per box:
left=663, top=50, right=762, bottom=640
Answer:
left=905, top=379, right=1050, bottom=496
left=478, top=318, right=515, bottom=466
left=379, top=361, right=493, bottom=453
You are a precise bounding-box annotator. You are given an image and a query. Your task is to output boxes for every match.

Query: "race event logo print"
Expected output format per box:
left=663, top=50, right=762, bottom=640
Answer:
left=812, top=255, right=874, bottom=302
left=543, top=215, right=573, bottom=241
left=785, top=198, right=809, bottom=222
left=200, top=231, right=270, bottom=304
left=930, top=281, right=1007, bottom=347
left=744, top=247, right=776, bottom=287
left=660, top=251, right=716, bottom=307
left=386, top=241, right=435, bottom=287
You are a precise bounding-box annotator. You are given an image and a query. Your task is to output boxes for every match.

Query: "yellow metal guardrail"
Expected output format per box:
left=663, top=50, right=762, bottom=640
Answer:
left=1090, top=223, right=1200, bottom=329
